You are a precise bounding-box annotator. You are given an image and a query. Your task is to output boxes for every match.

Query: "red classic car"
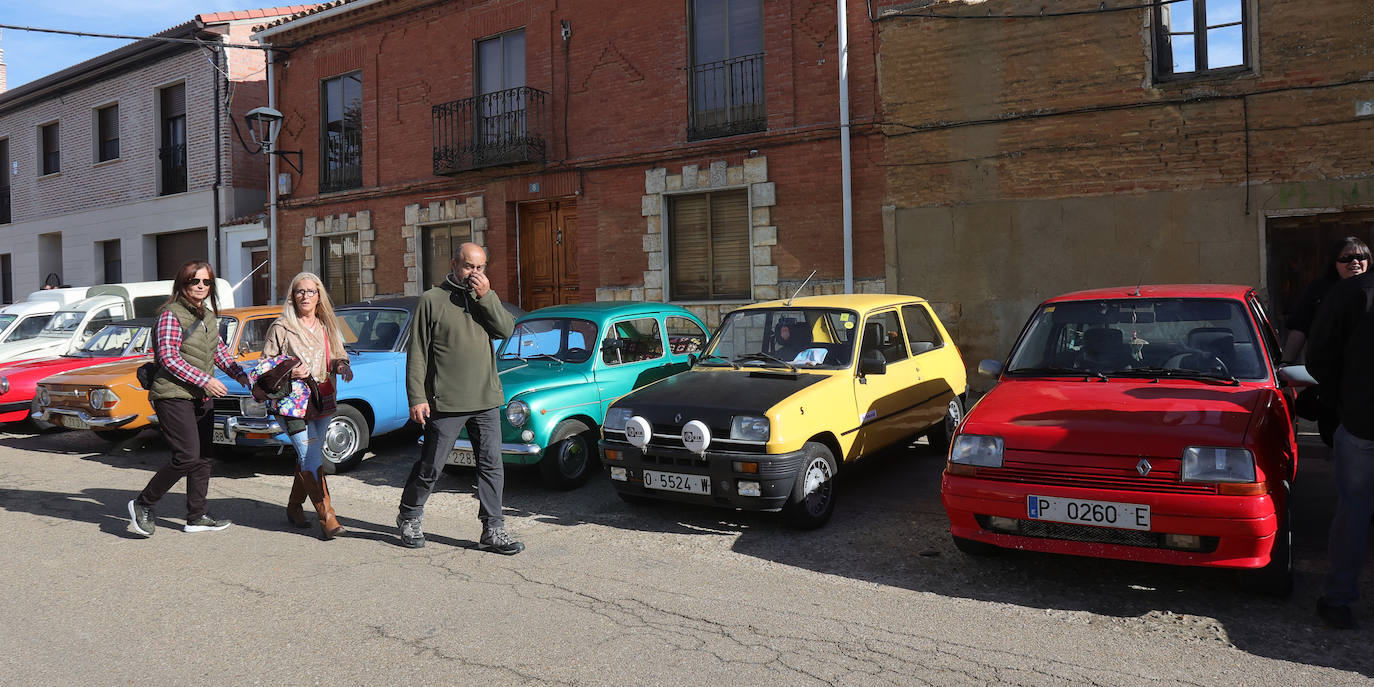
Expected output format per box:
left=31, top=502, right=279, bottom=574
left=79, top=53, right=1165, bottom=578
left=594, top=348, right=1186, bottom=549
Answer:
left=0, top=319, right=155, bottom=425
left=940, top=285, right=1312, bottom=595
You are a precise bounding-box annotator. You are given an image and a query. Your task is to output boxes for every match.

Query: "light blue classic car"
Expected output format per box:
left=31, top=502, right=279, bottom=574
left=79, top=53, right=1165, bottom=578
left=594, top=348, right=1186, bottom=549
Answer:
left=444, top=301, right=710, bottom=489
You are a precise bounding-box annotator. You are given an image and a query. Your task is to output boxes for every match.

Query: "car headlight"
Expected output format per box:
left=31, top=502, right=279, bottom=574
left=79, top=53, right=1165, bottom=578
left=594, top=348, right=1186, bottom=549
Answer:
left=1181, top=446, right=1255, bottom=483
left=604, top=407, right=633, bottom=431
left=505, top=400, right=529, bottom=427
left=949, top=434, right=1004, bottom=467
left=88, top=388, right=120, bottom=410
left=730, top=415, right=770, bottom=442
left=36, top=386, right=50, bottom=407
left=240, top=398, right=268, bottom=418
left=0, top=375, right=8, bottom=394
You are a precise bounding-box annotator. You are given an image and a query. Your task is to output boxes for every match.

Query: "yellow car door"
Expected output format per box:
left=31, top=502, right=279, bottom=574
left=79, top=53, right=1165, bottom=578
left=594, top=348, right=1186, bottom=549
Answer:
left=849, top=308, right=923, bottom=458
left=899, top=303, right=960, bottom=430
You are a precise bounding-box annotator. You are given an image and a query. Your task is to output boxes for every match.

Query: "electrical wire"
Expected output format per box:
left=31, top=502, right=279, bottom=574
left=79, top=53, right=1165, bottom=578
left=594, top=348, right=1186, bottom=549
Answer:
left=0, top=22, right=268, bottom=50
left=866, top=0, right=1191, bottom=22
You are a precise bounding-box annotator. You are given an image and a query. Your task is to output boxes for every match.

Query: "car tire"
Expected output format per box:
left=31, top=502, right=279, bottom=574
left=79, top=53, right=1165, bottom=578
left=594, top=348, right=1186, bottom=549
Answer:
left=1237, top=503, right=1293, bottom=597
left=782, top=441, right=838, bottom=530
left=539, top=419, right=596, bottom=490
left=321, top=404, right=369, bottom=473
left=926, top=395, right=964, bottom=454
left=93, top=428, right=142, bottom=442
left=952, top=535, right=1000, bottom=557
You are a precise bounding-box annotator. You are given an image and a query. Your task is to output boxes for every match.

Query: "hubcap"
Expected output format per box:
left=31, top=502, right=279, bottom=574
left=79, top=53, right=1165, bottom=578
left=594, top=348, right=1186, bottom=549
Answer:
left=800, top=457, right=833, bottom=516
left=560, top=436, right=588, bottom=478
left=945, top=399, right=962, bottom=432
left=323, top=417, right=359, bottom=464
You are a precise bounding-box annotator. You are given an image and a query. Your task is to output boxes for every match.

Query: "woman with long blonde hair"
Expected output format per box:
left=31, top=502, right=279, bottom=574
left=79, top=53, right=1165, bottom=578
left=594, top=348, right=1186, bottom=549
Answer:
left=263, top=272, right=353, bottom=539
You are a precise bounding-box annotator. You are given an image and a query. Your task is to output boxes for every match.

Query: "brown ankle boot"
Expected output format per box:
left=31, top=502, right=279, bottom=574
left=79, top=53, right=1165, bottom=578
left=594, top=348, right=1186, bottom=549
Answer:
left=301, top=469, right=345, bottom=540
left=286, top=472, right=309, bottom=528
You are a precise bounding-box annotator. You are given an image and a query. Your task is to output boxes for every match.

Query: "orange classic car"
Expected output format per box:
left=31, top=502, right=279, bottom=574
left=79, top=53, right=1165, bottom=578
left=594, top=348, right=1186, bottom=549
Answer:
left=33, top=305, right=280, bottom=441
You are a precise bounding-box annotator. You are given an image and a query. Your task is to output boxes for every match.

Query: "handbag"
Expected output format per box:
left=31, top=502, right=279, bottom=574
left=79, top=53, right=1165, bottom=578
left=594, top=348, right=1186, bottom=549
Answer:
left=137, top=318, right=194, bottom=391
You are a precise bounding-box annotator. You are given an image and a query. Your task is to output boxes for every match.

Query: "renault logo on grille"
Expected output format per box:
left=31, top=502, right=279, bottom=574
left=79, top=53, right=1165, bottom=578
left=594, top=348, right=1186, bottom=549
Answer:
left=674, top=413, right=683, bottom=424
left=1136, top=459, right=1152, bottom=477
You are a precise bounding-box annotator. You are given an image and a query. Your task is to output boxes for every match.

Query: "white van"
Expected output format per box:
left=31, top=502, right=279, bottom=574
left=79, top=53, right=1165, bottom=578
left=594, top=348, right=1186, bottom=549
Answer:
left=0, top=279, right=233, bottom=364
left=0, top=287, right=91, bottom=346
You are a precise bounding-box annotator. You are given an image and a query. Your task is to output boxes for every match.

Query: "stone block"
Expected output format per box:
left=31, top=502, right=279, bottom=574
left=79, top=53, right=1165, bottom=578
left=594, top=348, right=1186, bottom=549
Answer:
left=466, top=196, right=484, bottom=218
left=302, top=236, right=312, bottom=247
left=402, top=252, right=415, bottom=267
left=753, top=284, right=780, bottom=301
left=753, top=226, right=777, bottom=246
left=444, top=199, right=458, bottom=220
left=644, top=270, right=663, bottom=288
left=615, top=289, right=632, bottom=302
left=360, top=229, right=376, bottom=241
left=429, top=202, right=441, bottom=220
left=305, top=217, right=317, bottom=236
left=401, top=224, right=415, bottom=238
left=406, top=237, right=416, bottom=253
left=472, top=217, right=487, bottom=234
left=359, top=241, right=371, bottom=255
left=630, top=287, right=644, bottom=302
left=709, top=160, right=728, bottom=187
left=645, top=215, right=661, bottom=234
left=752, top=207, right=770, bottom=227
left=595, top=288, right=614, bottom=302
left=361, top=254, right=376, bottom=270
left=404, top=204, right=419, bottom=225
left=645, top=288, right=663, bottom=301
left=727, top=166, right=744, bottom=185
left=754, top=265, right=778, bottom=285
left=357, top=210, right=371, bottom=231
left=645, top=167, right=667, bottom=194
left=752, top=246, right=772, bottom=266
left=666, top=175, right=682, bottom=191
left=363, top=283, right=377, bottom=299
left=407, top=267, right=418, bottom=281
left=419, top=207, right=431, bottom=223
left=743, top=156, right=768, bottom=183
left=404, top=282, right=419, bottom=296
left=643, top=233, right=662, bottom=253
left=750, top=182, right=776, bottom=207
left=697, top=170, right=709, bottom=188
left=641, top=194, right=661, bottom=217
left=647, top=251, right=663, bottom=270
left=681, top=164, right=699, bottom=188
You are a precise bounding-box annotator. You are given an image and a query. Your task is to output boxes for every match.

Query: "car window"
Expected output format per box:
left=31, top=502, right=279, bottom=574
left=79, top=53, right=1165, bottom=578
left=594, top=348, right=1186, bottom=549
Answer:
left=337, top=308, right=408, bottom=351
left=219, top=317, right=239, bottom=348
left=860, top=310, right=909, bottom=363
left=1248, top=296, right=1282, bottom=367
left=238, top=317, right=278, bottom=355
left=602, top=317, right=664, bottom=366
left=75, top=325, right=146, bottom=357
left=706, top=308, right=856, bottom=369
left=666, top=316, right=707, bottom=355
left=5, top=315, right=51, bottom=342
left=81, top=305, right=125, bottom=341
left=500, top=318, right=598, bottom=363
left=901, top=304, right=942, bottom=354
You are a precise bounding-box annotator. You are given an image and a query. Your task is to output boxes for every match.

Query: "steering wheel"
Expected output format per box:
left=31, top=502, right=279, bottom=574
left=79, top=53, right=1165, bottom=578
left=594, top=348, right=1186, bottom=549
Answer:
left=1164, top=349, right=1230, bottom=376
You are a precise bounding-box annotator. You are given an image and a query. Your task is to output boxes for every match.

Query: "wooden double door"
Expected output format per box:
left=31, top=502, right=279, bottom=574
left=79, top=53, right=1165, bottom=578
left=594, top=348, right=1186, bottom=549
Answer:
left=518, top=200, right=580, bottom=311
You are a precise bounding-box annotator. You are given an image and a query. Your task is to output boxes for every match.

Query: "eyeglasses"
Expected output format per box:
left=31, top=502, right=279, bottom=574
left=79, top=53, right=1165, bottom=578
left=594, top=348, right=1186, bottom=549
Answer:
left=1337, top=254, right=1370, bottom=264
left=187, top=278, right=213, bottom=286
left=294, top=288, right=320, bottom=297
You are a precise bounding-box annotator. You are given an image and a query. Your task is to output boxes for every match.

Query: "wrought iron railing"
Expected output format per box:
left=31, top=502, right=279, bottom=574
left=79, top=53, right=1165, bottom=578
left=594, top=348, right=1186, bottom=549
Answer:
left=158, top=144, right=187, bottom=195
left=688, top=53, right=766, bottom=141
left=321, top=130, right=363, bottom=193
left=433, top=86, right=548, bottom=175
left=0, top=186, right=9, bottom=224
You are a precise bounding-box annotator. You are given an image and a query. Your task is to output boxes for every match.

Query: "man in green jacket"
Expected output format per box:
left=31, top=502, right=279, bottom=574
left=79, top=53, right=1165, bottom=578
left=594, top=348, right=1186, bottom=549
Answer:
left=397, top=242, right=523, bottom=554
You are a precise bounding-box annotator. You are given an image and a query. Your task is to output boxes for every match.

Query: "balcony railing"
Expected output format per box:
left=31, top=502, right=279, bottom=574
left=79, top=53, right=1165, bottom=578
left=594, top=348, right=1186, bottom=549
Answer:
left=433, top=86, right=548, bottom=175
left=0, top=186, right=9, bottom=224
left=158, top=144, right=187, bottom=195
left=321, top=130, right=363, bottom=193
left=688, top=53, right=766, bottom=141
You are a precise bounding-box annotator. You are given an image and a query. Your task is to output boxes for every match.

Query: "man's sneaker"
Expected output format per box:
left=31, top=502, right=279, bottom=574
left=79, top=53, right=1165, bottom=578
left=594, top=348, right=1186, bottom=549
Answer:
left=478, top=528, right=525, bottom=555
left=127, top=500, right=155, bottom=537
left=184, top=515, right=232, bottom=533
left=397, top=515, right=425, bottom=549
left=1317, top=597, right=1357, bottom=630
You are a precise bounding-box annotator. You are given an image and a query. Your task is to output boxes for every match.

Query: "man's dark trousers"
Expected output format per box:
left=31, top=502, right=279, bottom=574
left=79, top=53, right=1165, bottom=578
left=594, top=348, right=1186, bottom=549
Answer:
left=399, top=408, right=504, bottom=531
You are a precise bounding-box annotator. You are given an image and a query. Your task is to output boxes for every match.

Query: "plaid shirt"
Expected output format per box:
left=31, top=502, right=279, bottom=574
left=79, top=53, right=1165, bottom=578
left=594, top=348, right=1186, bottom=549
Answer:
left=155, top=310, right=245, bottom=387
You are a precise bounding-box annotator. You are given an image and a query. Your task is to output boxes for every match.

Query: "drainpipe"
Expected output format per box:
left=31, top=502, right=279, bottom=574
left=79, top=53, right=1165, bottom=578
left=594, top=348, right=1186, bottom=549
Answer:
left=266, top=47, right=279, bottom=305
left=211, top=40, right=223, bottom=275
left=837, top=0, right=854, bottom=294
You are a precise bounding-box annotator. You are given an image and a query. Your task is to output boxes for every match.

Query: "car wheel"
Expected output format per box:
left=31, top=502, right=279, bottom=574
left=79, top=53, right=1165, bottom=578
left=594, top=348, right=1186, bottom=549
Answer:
left=539, top=419, right=596, bottom=490
left=952, top=535, right=1000, bottom=556
left=783, top=442, right=838, bottom=530
left=93, top=428, right=142, bottom=442
left=1237, top=504, right=1293, bottom=597
left=926, top=395, right=965, bottom=454
left=322, top=404, right=369, bottom=473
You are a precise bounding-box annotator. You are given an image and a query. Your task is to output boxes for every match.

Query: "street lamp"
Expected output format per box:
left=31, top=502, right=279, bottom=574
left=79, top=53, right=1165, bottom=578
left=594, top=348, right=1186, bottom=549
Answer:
left=244, top=106, right=283, bottom=150
left=243, top=105, right=300, bottom=306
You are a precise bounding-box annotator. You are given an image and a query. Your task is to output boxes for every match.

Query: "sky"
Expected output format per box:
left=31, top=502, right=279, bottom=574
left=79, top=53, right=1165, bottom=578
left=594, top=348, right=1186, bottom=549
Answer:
left=1, top=1, right=268, bottom=90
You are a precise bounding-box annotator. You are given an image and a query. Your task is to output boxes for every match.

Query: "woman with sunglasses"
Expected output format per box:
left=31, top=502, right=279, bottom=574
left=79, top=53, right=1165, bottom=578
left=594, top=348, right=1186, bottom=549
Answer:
left=263, top=272, right=353, bottom=540
left=1285, top=235, right=1370, bottom=445
left=128, top=261, right=250, bottom=537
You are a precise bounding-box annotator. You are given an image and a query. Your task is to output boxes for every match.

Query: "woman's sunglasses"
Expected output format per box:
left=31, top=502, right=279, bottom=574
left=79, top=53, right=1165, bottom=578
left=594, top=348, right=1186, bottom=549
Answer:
left=187, top=278, right=214, bottom=286
left=1337, top=254, right=1370, bottom=264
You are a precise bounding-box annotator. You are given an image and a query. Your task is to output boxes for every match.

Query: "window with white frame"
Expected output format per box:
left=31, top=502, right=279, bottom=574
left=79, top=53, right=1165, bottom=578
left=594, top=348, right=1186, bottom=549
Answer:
left=1153, top=0, right=1250, bottom=80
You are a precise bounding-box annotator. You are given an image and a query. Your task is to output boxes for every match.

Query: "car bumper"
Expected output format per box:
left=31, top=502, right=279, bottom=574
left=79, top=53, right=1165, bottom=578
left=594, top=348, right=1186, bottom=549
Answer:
left=217, top=415, right=290, bottom=447
left=412, top=436, right=544, bottom=465
left=33, top=407, right=139, bottom=429
left=0, top=400, right=32, bottom=423
left=600, top=439, right=806, bottom=511
left=940, top=473, right=1280, bottom=569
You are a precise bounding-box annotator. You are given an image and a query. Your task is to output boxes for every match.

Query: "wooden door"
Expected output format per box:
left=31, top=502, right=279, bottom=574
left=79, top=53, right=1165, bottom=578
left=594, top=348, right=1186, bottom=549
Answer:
left=518, top=200, right=580, bottom=311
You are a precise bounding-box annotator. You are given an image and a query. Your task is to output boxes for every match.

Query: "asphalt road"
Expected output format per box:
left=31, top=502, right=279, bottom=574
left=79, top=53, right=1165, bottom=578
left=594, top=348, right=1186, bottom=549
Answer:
left=0, top=423, right=1370, bottom=685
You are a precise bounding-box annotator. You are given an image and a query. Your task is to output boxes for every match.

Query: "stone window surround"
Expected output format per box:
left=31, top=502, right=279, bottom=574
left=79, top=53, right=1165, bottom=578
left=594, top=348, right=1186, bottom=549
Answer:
left=302, top=210, right=374, bottom=299
left=401, top=195, right=486, bottom=296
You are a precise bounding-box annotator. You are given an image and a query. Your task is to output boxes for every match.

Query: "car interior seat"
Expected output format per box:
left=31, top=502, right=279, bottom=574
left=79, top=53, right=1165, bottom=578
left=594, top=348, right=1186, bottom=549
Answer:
left=861, top=322, right=885, bottom=362
left=373, top=322, right=401, bottom=348
left=1186, top=326, right=1240, bottom=374
left=1077, top=327, right=1131, bottom=371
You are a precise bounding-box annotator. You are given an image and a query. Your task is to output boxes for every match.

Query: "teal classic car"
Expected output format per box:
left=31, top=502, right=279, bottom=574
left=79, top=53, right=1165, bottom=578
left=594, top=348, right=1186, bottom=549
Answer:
left=447, top=302, right=710, bottom=489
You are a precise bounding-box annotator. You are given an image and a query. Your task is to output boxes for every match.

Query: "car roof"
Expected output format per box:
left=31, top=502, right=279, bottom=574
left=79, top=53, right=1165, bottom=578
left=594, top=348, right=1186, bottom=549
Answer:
left=337, top=296, right=418, bottom=311
left=519, top=301, right=698, bottom=320
left=108, top=317, right=158, bottom=328
left=737, top=294, right=930, bottom=311
left=1046, top=284, right=1255, bottom=303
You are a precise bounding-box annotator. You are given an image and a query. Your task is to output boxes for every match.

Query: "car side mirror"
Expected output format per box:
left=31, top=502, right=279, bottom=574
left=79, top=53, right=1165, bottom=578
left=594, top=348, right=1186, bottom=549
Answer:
left=858, top=351, right=887, bottom=376
left=1277, top=364, right=1317, bottom=388
left=687, top=353, right=698, bottom=367
left=978, top=359, right=1004, bottom=378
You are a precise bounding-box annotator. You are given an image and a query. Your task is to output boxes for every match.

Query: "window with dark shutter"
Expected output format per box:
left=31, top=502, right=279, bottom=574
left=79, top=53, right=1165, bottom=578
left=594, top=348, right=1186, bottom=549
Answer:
left=320, top=234, right=361, bottom=305
left=421, top=223, right=472, bottom=289
left=97, top=104, right=120, bottom=162
left=669, top=190, right=750, bottom=301
left=320, top=71, right=363, bottom=192
left=40, top=123, right=60, bottom=175
left=159, top=84, right=186, bottom=194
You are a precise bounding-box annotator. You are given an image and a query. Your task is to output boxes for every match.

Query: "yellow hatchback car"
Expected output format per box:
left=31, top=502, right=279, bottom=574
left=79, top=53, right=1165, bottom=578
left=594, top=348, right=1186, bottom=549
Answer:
left=600, top=294, right=967, bottom=528
left=34, top=305, right=280, bottom=441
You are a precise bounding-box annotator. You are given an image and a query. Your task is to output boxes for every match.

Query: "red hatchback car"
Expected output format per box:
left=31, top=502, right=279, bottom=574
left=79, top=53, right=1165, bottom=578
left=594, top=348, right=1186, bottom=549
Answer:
left=940, top=285, right=1312, bottom=595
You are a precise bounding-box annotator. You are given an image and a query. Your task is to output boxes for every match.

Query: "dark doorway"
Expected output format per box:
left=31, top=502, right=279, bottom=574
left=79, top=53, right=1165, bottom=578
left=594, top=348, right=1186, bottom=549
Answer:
left=1266, top=211, right=1374, bottom=336
left=155, top=229, right=209, bottom=280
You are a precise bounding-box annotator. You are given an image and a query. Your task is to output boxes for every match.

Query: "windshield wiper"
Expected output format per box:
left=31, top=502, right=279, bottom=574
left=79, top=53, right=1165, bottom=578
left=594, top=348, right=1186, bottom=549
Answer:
left=1006, top=366, right=1085, bottom=376
left=697, top=353, right=740, bottom=369
left=1106, top=366, right=1239, bottom=385
left=523, top=352, right=563, bottom=364
left=735, top=352, right=797, bottom=372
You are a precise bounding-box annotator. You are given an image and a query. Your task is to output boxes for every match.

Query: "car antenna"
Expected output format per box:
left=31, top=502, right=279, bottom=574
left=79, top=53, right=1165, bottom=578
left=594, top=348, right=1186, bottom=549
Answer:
left=786, top=270, right=817, bottom=306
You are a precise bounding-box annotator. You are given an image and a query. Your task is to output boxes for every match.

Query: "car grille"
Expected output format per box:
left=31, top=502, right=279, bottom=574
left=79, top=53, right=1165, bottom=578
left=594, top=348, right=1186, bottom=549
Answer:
left=640, top=453, right=709, bottom=469
left=43, top=385, right=92, bottom=409
left=976, top=515, right=1220, bottom=553
left=976, top=457, right=1217, bottom=495
left=605, top=426, right=765, bottom=455
left=213, top=397, right=243, bottom=415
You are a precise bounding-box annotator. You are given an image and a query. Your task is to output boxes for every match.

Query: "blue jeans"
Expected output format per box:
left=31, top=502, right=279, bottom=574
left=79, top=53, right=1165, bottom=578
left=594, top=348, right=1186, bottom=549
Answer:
left=1322, top=425, right=1374, bottom=606
left=288, top=417, right=333, bottom=474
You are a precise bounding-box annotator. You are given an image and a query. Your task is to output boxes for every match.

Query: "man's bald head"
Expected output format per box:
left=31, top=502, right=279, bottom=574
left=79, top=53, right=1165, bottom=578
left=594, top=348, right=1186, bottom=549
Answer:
left=452, top=242, right=488, bottom=284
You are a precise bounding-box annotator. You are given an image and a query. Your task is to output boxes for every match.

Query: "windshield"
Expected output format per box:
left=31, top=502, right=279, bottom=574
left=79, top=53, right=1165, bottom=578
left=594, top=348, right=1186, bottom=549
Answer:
left=336, top=308, right=408, bottom=351
left=41, top=311, right=85, bottom=336
left=1006, top=298, right=1268, bottom=380
left=499, top=318, right=598, bottom=363
left=0, top=314, right=15, bottom=332
left=703, top=308, right=857, bottom=370
left=74, top=325, right=149, bottom=358
left=0, top=315, right=48, bottom=343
